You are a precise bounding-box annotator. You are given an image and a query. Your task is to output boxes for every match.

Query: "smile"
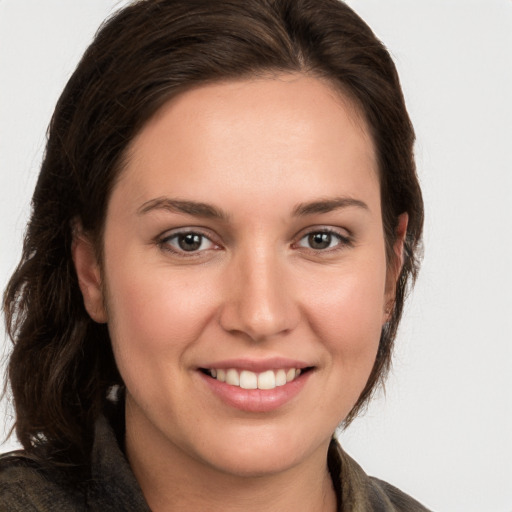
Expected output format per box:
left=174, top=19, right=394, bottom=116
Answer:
left=203, top=368, right=304, bottom=390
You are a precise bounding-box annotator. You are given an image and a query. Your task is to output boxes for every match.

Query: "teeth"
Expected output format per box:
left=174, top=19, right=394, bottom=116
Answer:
left=275, top=369, right=287, bottom=386
left=226, top=369, right=240, bottom=386
left=257, top=370, right=275, bottom=390
left=207, top=367, right=304, bottom=390
left=240, top=370, right=258, bottom=389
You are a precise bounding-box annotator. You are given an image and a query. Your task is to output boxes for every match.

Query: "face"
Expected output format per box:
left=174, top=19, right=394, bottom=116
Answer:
left=75, top=74, right=401, bottom=478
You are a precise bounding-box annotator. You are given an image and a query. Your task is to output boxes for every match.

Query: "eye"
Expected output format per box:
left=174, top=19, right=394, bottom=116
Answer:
left=296, top=230, right=350, bottom=251
left=160, top=231, right=218, bottom=254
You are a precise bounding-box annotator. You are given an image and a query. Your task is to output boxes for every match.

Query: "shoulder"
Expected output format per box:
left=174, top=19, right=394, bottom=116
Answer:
left=0, top=450, right=85, bottom=512
left=329, top=440, right=432, bottom=511
left=367, top=476, right=433, bottom=512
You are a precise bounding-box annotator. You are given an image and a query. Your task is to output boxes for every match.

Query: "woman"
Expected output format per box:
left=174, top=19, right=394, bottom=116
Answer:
left=1, top=0, right=428, bottom=510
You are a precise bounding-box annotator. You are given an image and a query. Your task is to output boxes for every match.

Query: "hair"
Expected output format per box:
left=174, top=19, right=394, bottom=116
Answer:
left=3, top=0, right=423, bottom=469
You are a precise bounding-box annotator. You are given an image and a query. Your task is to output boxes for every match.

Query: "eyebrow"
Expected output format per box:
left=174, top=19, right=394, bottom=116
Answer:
left=292, top=197, right=369, bottom=216
left=137, top=197, right=230, bottom=220
left=137, top=195, right=368, bottom=220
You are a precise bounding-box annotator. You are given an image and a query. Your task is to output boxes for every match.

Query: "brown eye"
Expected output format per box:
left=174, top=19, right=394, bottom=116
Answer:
left=297, top=230, right=350, bottom=251
left=178, top=233, right=203, bottom=251
left=308, top=232, right=333, bottom=250
left=161, top=231, right=217, bottom=254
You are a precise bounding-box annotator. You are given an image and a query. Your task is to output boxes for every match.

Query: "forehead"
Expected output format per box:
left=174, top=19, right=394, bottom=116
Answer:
left=114, top=73, right=379, bottom=216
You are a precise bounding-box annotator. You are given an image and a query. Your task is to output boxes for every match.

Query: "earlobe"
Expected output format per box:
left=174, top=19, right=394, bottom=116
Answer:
left=71, top=223, right=108, bottom=323
left=384, top=212, right=409, bottom=322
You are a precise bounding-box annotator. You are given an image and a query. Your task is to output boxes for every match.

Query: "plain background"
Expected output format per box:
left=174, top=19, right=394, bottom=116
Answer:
left=1, top=1, right=511, bottom=511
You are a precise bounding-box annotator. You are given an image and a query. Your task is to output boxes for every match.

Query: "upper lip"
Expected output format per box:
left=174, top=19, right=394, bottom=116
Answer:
left=197, top=357, right=312, bottom=373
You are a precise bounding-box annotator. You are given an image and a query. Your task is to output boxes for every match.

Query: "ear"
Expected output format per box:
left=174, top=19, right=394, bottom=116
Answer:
left=384, top=212, right=409, bottom=322
left=71, top=222, right=108, bottom=323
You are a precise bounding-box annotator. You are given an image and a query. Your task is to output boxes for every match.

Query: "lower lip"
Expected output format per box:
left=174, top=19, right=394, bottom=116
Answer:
left=198, top=371, right=311, bottom=413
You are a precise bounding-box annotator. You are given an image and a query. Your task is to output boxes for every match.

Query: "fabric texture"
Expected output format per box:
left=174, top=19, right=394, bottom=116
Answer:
left=0, top=404, right=431, bottom=511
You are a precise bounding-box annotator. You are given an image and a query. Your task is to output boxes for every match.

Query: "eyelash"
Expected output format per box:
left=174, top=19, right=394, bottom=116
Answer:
left=295, top=228, right=353, bottom=253
left=158, top=229, right=220, bottom=257
left=157, top=227, right=352, bottom=257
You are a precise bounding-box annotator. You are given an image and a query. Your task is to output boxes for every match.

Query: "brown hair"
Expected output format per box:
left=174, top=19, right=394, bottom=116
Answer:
left=3, top=0, right=423, bottom=468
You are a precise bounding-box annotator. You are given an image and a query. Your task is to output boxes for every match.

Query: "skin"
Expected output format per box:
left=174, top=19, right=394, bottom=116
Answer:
left=73, top=74, right=406, bottom=511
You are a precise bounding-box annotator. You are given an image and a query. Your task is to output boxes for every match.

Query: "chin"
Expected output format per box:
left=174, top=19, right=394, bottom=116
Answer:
left=207, top=449, right=302, bottom=478
left=198, top=428, right=326, bottom=478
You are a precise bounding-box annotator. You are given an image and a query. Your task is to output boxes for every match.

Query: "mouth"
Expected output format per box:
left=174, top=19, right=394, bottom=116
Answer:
left=199, top=367, right=313, bottom=391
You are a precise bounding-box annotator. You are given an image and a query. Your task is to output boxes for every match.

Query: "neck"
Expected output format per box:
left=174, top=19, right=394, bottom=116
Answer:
left=125, top=411, right=337, bottom=512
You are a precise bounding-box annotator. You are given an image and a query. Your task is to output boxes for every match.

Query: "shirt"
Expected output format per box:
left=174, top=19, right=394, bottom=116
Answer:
left=0, top=406, right=432, bottom=511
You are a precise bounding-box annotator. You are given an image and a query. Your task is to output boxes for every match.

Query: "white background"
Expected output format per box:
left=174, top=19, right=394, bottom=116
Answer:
left=1, top=1, right=511, bottom=511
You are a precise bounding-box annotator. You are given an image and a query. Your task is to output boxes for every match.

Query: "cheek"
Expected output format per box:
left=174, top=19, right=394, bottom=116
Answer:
left=291, top=259, right=387, bottom=425
left=301, top=259, right=387, bottom=360
left=103, top=260, right=218, bottom=375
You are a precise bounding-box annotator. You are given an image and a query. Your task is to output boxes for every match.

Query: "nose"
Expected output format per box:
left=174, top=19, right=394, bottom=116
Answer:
left=219, top=249, right=300, bottom=342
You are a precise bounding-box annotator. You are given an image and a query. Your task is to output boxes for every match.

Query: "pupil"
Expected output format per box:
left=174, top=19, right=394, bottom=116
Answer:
left=309, top=232, right=331, bottom=249
left=178, top=233, right=202, bottom=251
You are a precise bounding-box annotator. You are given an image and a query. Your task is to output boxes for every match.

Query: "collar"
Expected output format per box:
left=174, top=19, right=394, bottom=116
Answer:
left=86, top=404, right=151, bottom=511
left=85, top=400, right=428, bottom=512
